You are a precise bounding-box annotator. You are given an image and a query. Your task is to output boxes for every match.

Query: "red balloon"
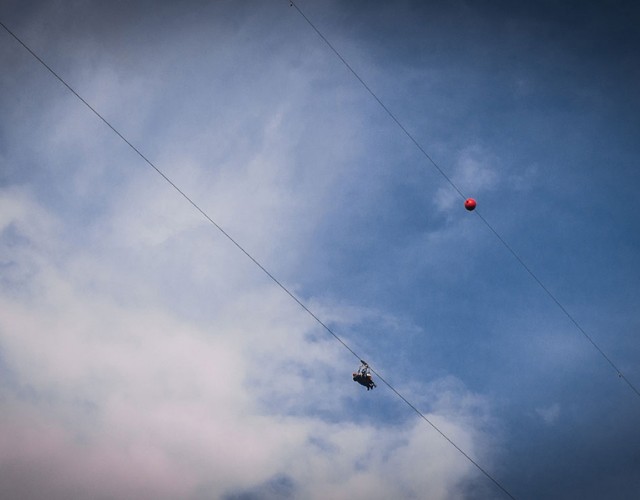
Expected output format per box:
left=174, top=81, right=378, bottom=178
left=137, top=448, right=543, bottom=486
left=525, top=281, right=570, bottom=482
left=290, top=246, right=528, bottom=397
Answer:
left=464, top=198, right=476, bottom=211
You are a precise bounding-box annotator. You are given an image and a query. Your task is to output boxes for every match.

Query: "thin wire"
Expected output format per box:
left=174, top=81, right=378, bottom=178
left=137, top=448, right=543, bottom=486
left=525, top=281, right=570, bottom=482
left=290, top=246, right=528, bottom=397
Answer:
left=289, top=2, right=465, bottom=200
left=288, top=1, right=640, bottom=400
left=0, top=18, right=360, bottom=360
left=475, top=211, right=640, bottom=397
left=369, top=367, right=517, bottom=499
left=1, top=17, right=517, bottom=500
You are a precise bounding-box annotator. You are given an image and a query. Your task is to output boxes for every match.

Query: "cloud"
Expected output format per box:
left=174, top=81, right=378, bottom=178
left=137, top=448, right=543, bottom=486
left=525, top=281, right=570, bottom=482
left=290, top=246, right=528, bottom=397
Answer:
left=535, top=403, right=561, bottom=425
left=0, top=3, right=542, bottom=498
left=0, top=168, right=498, bottom=500
left=434, top=145, right=499, bottom=213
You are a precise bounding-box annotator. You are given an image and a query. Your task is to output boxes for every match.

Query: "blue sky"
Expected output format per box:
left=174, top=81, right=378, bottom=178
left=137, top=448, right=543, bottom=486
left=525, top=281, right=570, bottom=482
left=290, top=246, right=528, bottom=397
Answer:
left=1, top=1, right=639, bottom=498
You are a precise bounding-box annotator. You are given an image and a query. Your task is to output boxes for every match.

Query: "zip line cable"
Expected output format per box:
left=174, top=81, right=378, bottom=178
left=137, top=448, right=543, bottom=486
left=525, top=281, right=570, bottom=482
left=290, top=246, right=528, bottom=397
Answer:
left=0, top=19, right=360, bottom=361
left=287, top=1, right=640, bottom=400
left=367, top=366, right=516, bottom=500
left=475, top=210, right=639, bottom=395
left=289, top=2, right=465, bottom=200
left=0, top=19, right=517, bottom=500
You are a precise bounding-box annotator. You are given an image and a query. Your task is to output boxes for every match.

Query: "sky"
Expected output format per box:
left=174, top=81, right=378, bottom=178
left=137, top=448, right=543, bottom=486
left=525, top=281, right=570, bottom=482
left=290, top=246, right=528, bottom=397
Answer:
left=0, top=0, right=639, bottom=498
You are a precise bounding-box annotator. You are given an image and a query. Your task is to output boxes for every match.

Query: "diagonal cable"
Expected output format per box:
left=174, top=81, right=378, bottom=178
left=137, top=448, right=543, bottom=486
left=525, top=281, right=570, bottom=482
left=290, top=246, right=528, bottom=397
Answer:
left=288, top=1, right=640, bottom=399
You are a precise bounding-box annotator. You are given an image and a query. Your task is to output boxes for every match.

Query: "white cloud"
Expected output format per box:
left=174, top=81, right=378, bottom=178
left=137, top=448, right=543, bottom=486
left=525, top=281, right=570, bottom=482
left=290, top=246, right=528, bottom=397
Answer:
left=535, top=403, right=561, bottom=425
left=0, top=5, right=507, bottom=497
left=434, top=145, right=500, bottom=213
left=0, top=181, right=498, bottom=499
left=455, top=146, right=500, bottom=192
